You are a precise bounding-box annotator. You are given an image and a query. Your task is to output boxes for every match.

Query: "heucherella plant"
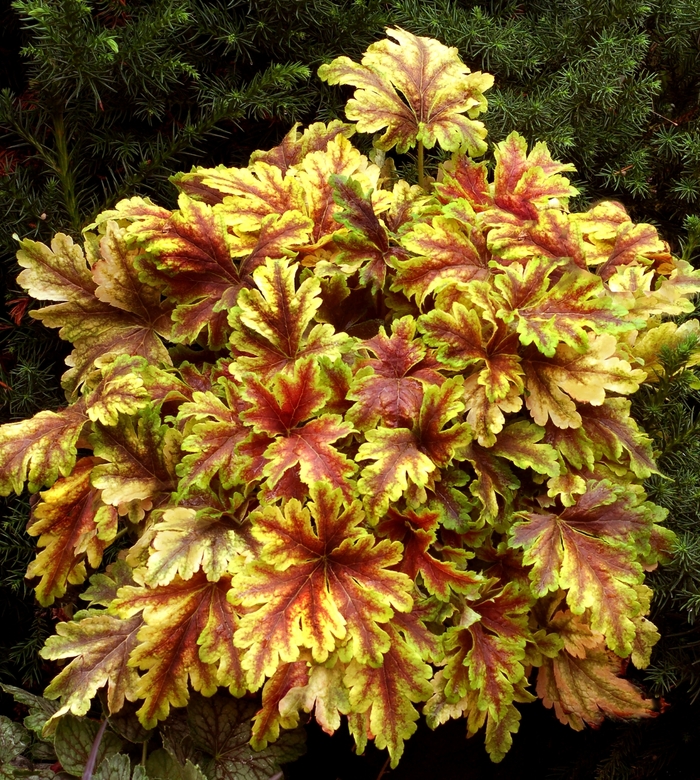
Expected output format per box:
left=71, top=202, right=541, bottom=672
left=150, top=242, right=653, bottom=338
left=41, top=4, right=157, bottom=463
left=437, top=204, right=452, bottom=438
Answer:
left=1, top=27, right=699, bottom=769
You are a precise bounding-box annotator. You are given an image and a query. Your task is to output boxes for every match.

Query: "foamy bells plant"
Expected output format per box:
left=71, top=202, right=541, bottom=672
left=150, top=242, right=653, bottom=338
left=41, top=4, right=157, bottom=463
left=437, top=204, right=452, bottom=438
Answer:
left=1, top=27, right=698, bottom=769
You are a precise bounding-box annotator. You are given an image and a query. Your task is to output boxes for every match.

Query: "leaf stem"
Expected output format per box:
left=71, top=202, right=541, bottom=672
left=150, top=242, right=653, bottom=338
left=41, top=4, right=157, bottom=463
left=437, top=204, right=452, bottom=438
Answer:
left=417, top=140, right=425, bottom=190
left=82, top=719, right=108, bottom=780
left=376, top=755, right=391, bottom=780
left=112, top=527, right=130, bottom=543
left=141, top=738, right=148, bottom=766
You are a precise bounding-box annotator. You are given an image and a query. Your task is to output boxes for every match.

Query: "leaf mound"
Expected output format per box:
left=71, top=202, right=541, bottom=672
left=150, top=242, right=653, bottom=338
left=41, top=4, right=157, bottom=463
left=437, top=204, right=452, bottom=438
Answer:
left=1, top=28, right=694, bottom=770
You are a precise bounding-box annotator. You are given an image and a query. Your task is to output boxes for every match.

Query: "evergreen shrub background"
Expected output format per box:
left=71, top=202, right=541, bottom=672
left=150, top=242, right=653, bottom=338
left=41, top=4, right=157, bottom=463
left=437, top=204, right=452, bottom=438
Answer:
left=1, top=1, right=699, bottom=777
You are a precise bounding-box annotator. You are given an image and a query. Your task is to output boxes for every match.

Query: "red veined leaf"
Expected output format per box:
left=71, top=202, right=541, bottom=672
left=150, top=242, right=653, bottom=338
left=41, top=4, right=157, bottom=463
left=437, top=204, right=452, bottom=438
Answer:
left=114, top=572, right=244, bottom=728
left=230, top=258, right=350, bottom=380
left=318, top=27, right=493, bottom=155
left=357, top=380, right=472, bottom=521
left=537, top=611, right=656, bottom=729
left=492, top=260, right=634, bottom=357
left=329, top=175, right=406, bottom=292
left=128, top=194, right=289, bottom=349
left=490, top=133, right=578, bottom=222
left=578, top=399, right=657, bottom=479
left=26, top=457, right=117, bottom=606
left=463, top=442, right=520, bottom=524
left=510, top=480, right=667, bottom=654
left=250, top=661, right=312, bottom=749
left=176, top=388, right=250, bottom=497
left=0, top=399, right=87, bottom=495
left=347, top=316, right=443, bottom=430
left=41, top=559, right=142, bottom=719
left=521, top=336, right=645, bottom=429
left=293, top=134, right=382, bottom=247
left=597, top=222, right=672, bottom=281
left=489, top=421, right=560, bottom=479
left=440, top=584, right=532, bottom=721
left=426, top=469, right=478, bottom=534
left=141, top=503, right=249, bottom=587
left=419, top=304, right=524, bottom=402
left=89, top=407, right=179, bottom=518
left=488, top=209, right=587, bottom=271
left=436, top=133, right=577, bottom=224
left=394, top=216, right=490, bottom=304
left=172, top=160, right=302, bottom=220
left=250, top=120, right=355, bottom=173
left=378, top=507, right=482, bottom=600
left=241, top=360, right=356, bottom=498
left=85, top=355, right=185, bottom=428
left=17, top=226, right=172, bottom=395
left=231, top=483, right=413, bottom=688
left=345, top=623, right=434, bottom=768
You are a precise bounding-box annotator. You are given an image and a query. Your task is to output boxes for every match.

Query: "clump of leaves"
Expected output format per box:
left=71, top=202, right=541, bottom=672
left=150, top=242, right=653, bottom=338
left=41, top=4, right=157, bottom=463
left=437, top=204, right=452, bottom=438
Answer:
left=1, top=27, right=698, bottom=769
left=0, top=683, right=303, bottom=779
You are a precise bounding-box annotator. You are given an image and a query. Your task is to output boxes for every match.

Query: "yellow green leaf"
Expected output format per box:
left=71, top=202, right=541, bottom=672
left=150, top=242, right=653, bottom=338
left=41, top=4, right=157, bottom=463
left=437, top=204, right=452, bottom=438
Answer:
left=232, top=483, right=412, bottom=688
left=230, top=258, right=349, bottom=380
left=27, top=457, right=117, bottom=606
left=0, top=400, right=87, bottom=495
left=114, top=572, right=243, bottom=728
left=41, top=611, right=143, bottom=719
left=319, top=28, right=493, bottom=155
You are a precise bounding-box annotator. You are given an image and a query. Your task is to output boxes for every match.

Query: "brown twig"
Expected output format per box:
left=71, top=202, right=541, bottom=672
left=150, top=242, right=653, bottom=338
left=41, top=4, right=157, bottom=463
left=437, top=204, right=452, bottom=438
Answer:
left=650, top=110, right=679, bottom=126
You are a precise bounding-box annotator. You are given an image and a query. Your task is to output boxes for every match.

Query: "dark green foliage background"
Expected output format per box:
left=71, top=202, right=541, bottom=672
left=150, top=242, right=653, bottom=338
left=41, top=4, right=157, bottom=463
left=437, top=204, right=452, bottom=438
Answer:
left=1, top=1, right=699, bottom=776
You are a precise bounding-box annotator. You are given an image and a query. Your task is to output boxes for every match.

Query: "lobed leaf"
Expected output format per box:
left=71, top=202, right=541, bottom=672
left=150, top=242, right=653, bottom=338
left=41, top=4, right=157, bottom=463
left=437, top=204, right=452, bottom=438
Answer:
left=143, top=505, right=249, bottom=587
left=293, top=134, right=382, bottom=246
left=347, top=317, right=443, bottom=430
left=318, top=27, right=493, bottom=155
left=128, top=194, right=306, bottom=349
left=250, top=119, right=355, bottom=173
left=493, top=260, right=634, bottom=357
left=378, top=507, right=482, bottom=600
left=251, top=661, right=313, bottom=749
left=232, top=483, right=413, bottom=688
left=114, top=572, right=244, bottom=728
left=522, top=336, right=645, bottom=429
left=357, top=379, right=471, bottom=521
left=26, top=457, right=117, bottom=606
left=173, top=161, right=301, bottom=222
left=0, top=400, right=87, bottom=495
left=490, top=132, right=578, bottom=221
left=346, top=625, right=434, bottom=768
left=537, top=613, right=655, bottom=729
left=438, top=585, right=532, bottom=722
left=90, top=408, right=179, bottom=515
left=277, top=662, right=352, bottom=740
left=489, top=421, right=560, bottom=480
left=230, top=258, right=349, bottom=379
left=394, top=216, right=490, bottom=304
left=176, top=388, right=249, bottom=497
left=329, top=175, right=403, bottom=292
left=41, top=611, right=143, bottom=719
left=488, top=210, right=587, bottom=271
left=19, top=225, right=171, bottom=396
left=511, top=481, right=665, bottom=654
left=241, top=360, right=356, bottom=498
